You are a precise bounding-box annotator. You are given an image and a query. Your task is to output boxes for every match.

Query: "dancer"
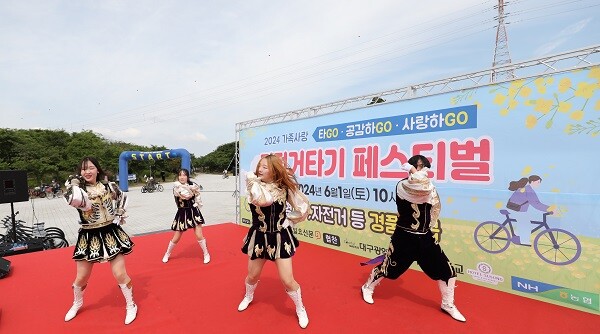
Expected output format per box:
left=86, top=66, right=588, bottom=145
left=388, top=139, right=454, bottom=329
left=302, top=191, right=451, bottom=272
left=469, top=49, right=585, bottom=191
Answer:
left=161, top=168, right=210, bottom=264
left=360, top=155, right=466, bottom=322
left=63, top=156, right=137, bottom=325
left=238, top=154, right=311, bottom=329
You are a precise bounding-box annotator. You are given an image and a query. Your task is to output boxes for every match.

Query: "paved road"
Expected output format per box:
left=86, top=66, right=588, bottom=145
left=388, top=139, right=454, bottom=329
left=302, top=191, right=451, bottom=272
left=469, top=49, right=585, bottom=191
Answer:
left=0, top=174, right=238, bottom=245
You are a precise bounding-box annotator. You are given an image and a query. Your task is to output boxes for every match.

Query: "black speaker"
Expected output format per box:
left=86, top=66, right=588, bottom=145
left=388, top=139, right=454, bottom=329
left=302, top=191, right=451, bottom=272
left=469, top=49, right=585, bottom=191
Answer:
left=0, top=257, right=10, bottom=279
left=0, top=170, right=29, bottom=204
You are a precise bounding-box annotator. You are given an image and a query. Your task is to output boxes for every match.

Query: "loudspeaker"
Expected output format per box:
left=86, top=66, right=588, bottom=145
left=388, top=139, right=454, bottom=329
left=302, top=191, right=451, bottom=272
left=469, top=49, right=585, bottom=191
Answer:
left=0, top=170, right=29, bottom=204
left=0, top=257, right=10, bottom=279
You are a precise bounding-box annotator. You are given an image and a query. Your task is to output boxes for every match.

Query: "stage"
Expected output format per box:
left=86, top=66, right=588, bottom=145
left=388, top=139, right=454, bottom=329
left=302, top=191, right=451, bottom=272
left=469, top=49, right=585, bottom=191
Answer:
left=0, top=223, right=597, bottom=333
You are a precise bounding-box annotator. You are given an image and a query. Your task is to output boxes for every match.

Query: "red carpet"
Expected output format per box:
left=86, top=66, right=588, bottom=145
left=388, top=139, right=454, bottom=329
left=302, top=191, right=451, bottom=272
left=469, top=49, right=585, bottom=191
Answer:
left=0, top=223, right=598, bottom=333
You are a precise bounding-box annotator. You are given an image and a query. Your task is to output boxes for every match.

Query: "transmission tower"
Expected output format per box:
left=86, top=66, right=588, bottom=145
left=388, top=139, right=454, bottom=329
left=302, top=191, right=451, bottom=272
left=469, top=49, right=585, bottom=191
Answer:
left=491, top=0, right=514, bottom=82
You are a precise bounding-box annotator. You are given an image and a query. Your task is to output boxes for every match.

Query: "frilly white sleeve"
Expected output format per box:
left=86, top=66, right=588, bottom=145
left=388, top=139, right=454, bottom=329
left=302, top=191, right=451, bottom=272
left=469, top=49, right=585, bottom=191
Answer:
left=64, top=185, right=92, bottom=211
left=400, top=162, right=413, bottom=172
left=245, top=172, right=274, bottom=207
left=286, top=189, right=311, bottom=224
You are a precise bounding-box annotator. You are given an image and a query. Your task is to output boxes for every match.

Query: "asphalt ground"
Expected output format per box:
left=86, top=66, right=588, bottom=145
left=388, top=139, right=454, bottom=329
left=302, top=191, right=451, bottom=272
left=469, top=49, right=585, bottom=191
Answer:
left=0, top=173, right=238, bottom=246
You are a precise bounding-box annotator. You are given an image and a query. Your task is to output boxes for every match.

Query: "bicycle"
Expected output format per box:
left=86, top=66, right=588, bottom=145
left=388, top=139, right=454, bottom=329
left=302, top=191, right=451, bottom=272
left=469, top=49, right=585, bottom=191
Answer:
left=0, top=212, right=69, bottom=250
left=29, top=186, right=46, bottom=198
left=141, top=181, right=164, bottom=193
left=473, top=210, right=581, bottom=265
left=44, top=185, right=64, bottom=199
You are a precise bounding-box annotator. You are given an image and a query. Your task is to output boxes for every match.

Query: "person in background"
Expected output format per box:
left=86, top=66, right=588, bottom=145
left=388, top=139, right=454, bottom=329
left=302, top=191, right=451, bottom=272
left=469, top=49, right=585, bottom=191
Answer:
left=63, top=156, right=137, bottom=325
left=161, top=168, right=210, bottom=264
left=360, top=154, right=466, bottom=322
left=238, top=154, right=311, bottom=329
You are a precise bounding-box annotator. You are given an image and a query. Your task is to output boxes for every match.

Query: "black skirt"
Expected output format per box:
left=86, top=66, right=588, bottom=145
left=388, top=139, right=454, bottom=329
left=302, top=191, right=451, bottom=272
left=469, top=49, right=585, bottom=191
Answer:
left=241, top=225, right=299, bottom=261
left=72, top=223, right=134, bottom=263
left=171, top=206, right=205, bottom=231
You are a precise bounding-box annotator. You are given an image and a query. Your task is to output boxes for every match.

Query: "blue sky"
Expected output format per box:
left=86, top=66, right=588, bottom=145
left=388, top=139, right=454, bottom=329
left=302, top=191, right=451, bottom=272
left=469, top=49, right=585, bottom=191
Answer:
left=1, top=0, right=599, bottom=156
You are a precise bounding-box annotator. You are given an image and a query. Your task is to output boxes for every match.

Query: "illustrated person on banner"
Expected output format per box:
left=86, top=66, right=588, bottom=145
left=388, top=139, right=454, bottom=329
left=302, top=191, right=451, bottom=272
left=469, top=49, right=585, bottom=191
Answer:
left=238, top=154, right=311, bottom=329
left=360, top=154, right=466, bottom=322
left=506, top=175, right=554, bottom=246
left=63, top=156, right=137, bottom=325
left=161, top=168, right=210, bottom=264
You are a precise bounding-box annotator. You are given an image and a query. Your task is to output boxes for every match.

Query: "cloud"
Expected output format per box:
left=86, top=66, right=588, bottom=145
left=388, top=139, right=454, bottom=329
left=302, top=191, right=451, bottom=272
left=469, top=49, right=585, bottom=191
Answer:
left=534, top=18, right=592, bottom=56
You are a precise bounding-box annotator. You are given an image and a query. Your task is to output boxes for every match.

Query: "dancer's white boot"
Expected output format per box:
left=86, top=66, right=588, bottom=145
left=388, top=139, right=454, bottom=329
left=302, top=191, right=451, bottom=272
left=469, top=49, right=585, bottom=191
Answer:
left=287, top=286, right=309, bottom=329
left=438, top=278, right=466, bottom=322
left=64, top=284, right=86, bottom=321
left=119, top=281, right=138, bottom=325
left=238, top=281, right=258, bottom=311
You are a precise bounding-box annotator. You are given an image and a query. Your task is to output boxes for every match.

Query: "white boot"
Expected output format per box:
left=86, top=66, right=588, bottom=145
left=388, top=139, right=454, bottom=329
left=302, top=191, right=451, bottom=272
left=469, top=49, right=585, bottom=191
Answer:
left=286, top=286, right=309, bottom=329
left=238, top=281, right=258, bottom=311
left=119, top=281, right=138, bottom=325
left=162, top=241, right=176, bottom=263
left=64, top=284, right=86, bottom=321
left=438, top=278, right=466, bottom=322
left=198, top=239, right=210, bottom=264
left=361, top=269, right=383, bottom=304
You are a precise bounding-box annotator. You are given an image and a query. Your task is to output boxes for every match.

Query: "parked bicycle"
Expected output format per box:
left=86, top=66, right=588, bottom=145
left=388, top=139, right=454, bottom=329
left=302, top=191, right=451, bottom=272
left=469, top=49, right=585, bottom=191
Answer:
left=0, top=212, right=69, bottom=250
left=29, top=186, right=46, bottom=198
left=473, top=210, right=581, bottom=265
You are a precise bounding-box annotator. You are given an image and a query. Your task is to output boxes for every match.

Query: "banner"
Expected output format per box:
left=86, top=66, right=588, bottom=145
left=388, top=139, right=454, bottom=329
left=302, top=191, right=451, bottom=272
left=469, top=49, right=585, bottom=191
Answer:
left=238, top=66, right=600, bottom=314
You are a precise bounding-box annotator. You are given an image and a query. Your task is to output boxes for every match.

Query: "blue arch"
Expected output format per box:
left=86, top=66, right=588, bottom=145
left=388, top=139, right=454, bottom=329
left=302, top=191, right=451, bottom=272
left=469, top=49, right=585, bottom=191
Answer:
left=118, top=148, right=191, bottom=191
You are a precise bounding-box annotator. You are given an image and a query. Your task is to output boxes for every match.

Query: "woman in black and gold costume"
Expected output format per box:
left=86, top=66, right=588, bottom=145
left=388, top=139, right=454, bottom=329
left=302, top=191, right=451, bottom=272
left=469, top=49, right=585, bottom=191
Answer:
left=161, top=168, right=210, bottom=264
left=360, top=155, right=466, bottom=322
left=63, top=156, right=137, bottom=325
left=238, top=154, right=311, bottom=329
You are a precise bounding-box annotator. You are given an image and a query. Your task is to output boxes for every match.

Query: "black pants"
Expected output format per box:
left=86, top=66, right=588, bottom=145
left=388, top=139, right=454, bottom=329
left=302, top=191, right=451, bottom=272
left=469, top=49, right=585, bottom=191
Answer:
left=374, top=229, right=455, bottom=282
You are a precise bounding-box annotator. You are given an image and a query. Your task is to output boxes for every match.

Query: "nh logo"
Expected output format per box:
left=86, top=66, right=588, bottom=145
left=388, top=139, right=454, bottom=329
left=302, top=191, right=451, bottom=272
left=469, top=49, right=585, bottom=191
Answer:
left=516, top=281, right=539, bottom=292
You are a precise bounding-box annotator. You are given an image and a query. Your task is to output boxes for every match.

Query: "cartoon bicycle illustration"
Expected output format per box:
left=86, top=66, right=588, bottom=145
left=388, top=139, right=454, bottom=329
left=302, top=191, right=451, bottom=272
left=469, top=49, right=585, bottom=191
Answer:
left=473, top=210, right=581, bottom=265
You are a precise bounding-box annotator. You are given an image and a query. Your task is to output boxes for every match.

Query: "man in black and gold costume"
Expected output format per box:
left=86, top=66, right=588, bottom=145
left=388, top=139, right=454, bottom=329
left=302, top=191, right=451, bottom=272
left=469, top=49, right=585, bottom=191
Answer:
left=360, top=154, right=466, bottom=322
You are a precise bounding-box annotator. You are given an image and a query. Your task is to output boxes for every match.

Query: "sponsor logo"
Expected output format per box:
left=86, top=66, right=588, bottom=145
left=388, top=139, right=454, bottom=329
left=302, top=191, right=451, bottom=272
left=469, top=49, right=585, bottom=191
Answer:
left=466, top=262, right=504, bottom=285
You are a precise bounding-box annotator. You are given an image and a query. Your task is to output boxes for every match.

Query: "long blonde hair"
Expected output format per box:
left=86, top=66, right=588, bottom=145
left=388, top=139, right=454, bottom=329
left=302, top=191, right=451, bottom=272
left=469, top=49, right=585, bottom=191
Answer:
left=255, top=154, right=299, bottom=193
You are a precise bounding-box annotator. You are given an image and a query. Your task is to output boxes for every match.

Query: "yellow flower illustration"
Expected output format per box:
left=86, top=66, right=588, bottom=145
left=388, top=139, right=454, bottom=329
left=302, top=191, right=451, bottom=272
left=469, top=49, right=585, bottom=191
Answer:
left=499, top=108, right=509, bottom=116
left=595, top=99, right=600, bottom=111
left=534, top=98, right=553, bottom=114
left=564, top=124, right=572, bottom=134
left=557, top=101, right=572, bottom=113
left=493, top=93, right=507, bottom=105
left=511, top=79, right=526, bottom=89
left=508, top=99, right=518, bottom=110
left=525, top=115, right=537, bottom=129
left=534, top=77, right=547, bottom=94
left=574, top=82, right=596, bottom=99
left=589, top=66, right=600, bottom=80
left=570, top=110, right=584, bottom=121
left=558, top=78, right=572, bottom=93
left=519, top=86, right=532, bottom=97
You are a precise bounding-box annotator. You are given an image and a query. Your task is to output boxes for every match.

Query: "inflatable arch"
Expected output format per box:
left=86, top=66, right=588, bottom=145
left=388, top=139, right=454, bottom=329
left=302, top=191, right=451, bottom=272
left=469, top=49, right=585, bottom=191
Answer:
left=118, top=149, right=191, bottom=192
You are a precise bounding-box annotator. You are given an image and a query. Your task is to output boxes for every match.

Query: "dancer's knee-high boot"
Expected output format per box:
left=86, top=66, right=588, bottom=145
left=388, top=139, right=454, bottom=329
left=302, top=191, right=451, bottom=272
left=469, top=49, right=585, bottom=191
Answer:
left=238, top=281, right=258, bottom=311
left=198, top=239, right=210, bottom=264
left=65, top=284, right=86, bottom=321
left=286, top=286, right=309, bottom=329
left=119, top=280, right=138, bottom=325
left=361, top=268, right=383, bottom=304
left=162, top=241, right=176, bottom=263
left=438, top=277, right=466, bottom=322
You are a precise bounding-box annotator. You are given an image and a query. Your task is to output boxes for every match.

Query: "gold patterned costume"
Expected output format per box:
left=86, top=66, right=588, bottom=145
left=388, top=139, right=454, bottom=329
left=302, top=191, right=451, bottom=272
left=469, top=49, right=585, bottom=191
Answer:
left=241, top=173, right=310, bottom=261
left=69, top=182, right=134, bottom=262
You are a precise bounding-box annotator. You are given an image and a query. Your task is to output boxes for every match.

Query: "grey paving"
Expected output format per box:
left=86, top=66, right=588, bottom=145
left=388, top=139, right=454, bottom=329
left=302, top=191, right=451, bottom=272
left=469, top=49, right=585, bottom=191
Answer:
left=0, top=174, right=238, bottom=246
